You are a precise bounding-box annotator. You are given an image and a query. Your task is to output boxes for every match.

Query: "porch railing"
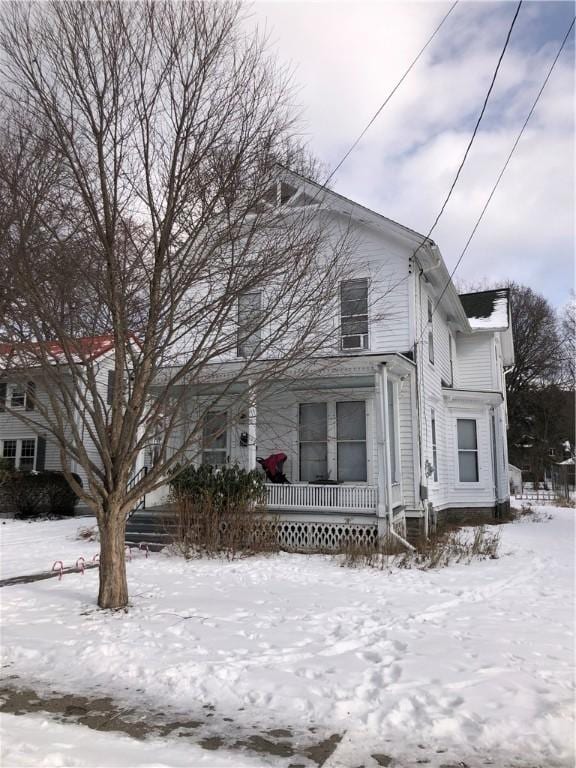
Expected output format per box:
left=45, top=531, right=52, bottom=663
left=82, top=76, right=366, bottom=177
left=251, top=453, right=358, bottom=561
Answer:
left=265, top=483, right=378, bottom=514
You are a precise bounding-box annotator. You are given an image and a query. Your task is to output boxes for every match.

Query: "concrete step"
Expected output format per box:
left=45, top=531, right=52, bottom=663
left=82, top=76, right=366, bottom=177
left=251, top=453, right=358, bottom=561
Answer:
left=126, top=531, right=173, bottom=547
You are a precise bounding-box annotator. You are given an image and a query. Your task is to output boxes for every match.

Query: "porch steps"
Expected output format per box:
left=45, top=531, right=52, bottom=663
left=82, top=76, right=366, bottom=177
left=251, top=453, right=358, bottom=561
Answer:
left=125, top=507, right=176, bottom=548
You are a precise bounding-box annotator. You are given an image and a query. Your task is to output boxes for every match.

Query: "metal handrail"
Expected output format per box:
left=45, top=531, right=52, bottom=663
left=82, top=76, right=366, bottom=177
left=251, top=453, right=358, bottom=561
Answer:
left=126, top=466, right=148, bottom=517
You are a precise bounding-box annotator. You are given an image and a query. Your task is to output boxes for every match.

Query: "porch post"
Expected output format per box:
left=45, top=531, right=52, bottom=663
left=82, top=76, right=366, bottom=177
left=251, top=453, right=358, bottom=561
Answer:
left=374, top=368, right=390, bottom=536
left=380, top=364, right=394, bottom=534
left=247, top=379, right=257, bottom=470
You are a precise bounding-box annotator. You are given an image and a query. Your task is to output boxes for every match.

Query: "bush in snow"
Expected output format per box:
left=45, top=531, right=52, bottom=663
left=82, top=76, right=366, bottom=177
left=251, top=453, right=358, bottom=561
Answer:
left=338, top=525, right=501, bottom=570
left=168, top=463, right=277, bottom=558
left=1, top=470, right=81, bottom=518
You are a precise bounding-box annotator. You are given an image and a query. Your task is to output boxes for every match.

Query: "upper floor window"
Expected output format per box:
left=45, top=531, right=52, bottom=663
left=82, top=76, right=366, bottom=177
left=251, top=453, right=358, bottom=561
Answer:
left=0, top=381, right=36, bottom=411
left=427, top=298, right=435, bottom=365
left=340, top=278, right=369, bottom=351
left=457, top=418, right=479, bottom=482
left=237, top=292, right=262, bottom=358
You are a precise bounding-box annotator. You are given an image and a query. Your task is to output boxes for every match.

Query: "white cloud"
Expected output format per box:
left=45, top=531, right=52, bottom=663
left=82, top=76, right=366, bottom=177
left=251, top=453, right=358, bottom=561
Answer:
left=250, top=0, right=575, bottom=306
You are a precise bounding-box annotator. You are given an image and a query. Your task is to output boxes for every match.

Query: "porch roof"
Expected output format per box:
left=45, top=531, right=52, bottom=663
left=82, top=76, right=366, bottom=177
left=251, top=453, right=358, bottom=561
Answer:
left=155, top=352, right=415, bottom=389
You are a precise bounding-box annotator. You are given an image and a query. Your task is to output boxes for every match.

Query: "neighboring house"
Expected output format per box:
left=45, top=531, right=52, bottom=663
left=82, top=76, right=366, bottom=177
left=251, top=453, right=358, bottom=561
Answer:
left=137, top=172, right=514, bottom=548
left=0, top=335, right=119, bottom=509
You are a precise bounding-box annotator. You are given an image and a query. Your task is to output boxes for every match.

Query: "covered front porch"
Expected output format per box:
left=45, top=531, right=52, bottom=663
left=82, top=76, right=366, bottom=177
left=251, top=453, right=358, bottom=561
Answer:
left=143, top=353, right=417, bottom=544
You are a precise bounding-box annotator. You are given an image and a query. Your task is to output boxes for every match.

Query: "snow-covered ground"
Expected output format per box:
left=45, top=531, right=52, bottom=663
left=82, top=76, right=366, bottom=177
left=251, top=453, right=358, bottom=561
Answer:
left=0, top=713, right=269, bottom=768
left=1, top=507, right=574, bottom=767
left=0, top=516, right=100, bottom=580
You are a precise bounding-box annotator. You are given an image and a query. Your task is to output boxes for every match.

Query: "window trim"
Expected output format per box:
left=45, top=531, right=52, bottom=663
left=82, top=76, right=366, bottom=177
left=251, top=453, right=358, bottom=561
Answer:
left=298, top=399, right=369, bottom=483
left=201, top=411, right=229, bottom=466
left=237, top=291, right=263, bottom=358
left=336, top=401, right=367, bottom=483
left=340, top=278, right=369, bottom=352
left=1, top=437, right=37, bottom=471
left=298, top=402, right=329, bottom=483
left=456, top=417, right=480, bottom=484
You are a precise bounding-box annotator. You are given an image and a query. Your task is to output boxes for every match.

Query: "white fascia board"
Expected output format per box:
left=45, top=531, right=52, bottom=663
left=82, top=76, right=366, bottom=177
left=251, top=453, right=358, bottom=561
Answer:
left=500, top=326, right=515, bottom=366
left=155, top=352, right=415, bottom=387
left=442, top=388, right=503, bottom=406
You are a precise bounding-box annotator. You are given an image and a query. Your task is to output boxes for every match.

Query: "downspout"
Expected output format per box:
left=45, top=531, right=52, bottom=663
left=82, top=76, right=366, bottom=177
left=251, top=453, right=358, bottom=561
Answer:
left=379, top=363, right=415, bottom=552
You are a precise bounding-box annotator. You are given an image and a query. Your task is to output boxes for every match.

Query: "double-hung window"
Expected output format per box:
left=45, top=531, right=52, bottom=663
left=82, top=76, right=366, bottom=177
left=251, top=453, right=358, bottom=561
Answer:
left=1, top=438, right=36, bottom=470
left=299, top=403, right=328, bottom=482
left=457, top=418, right=479, bottom=482
left=0, top=382, right=35, bottom=411
left=299, top=401, right=368, bottom=482
left=202, top=411, right=228, bottom=466
left=237, top=292, right=262, bottom=358
left=336, top=402, right=367, bottom=482
left=340, top=279, right=369, bottom=350
left=10, top=384, right=26, bottom=408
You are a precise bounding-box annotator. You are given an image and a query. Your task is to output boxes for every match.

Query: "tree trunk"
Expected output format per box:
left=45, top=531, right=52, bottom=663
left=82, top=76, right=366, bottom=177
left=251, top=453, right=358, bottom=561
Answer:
left=98, top=510, right=128, bottom=609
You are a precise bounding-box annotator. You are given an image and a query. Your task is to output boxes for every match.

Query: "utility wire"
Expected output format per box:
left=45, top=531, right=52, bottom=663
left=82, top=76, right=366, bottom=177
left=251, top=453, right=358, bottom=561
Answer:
left=423, top=14, right=575, bottom=337
left=411, top=0, right=523, bottom=261
left=320, top=1, right=460, bottom=191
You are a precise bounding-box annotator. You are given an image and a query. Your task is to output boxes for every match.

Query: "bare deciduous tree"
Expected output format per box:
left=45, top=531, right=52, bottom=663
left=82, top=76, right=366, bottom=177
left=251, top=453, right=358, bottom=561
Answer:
left=0, top=1, right=352, bottom=609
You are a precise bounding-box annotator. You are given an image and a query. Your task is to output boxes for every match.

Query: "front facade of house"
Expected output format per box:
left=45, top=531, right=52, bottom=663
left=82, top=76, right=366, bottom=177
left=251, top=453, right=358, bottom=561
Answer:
left=142, top=175, right=514, bottom=547
left=0, top=177, right=513, bottom=541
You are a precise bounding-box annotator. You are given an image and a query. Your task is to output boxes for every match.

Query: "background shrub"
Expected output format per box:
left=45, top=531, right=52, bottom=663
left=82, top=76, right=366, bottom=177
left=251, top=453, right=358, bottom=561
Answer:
left=1, top=471, right=82, bottom=518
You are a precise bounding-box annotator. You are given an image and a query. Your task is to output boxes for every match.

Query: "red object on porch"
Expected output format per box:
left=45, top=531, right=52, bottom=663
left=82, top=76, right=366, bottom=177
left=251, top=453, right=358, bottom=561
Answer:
left=256, top=453, right=290, bottom=484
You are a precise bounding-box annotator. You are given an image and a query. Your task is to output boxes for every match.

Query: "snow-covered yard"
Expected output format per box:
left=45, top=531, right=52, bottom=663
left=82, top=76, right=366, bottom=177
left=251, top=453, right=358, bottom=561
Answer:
left=0, top=507, right=574, bottom=767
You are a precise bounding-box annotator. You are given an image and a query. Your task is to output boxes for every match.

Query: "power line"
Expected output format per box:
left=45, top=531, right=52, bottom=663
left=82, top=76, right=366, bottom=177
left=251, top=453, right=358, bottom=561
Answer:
left=319, top=1, right=460, bottom=192
left=425, top=14, right=575, bottom=336
left=412, top=0, right=523, bottom=259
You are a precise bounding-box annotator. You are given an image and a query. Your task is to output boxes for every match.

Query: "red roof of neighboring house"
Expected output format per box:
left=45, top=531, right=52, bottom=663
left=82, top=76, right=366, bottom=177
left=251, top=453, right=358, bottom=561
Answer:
left=0, top=334, right=135, bottom=364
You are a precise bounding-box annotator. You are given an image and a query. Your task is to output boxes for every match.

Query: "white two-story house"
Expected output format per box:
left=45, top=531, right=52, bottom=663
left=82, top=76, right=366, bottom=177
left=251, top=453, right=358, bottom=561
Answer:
left=135, top=171, right=514, bottom=549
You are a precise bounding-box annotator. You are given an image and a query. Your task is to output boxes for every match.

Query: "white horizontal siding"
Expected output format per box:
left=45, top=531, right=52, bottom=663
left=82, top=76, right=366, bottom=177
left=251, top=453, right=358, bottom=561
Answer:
left=455, top=334, right=496, bottom=390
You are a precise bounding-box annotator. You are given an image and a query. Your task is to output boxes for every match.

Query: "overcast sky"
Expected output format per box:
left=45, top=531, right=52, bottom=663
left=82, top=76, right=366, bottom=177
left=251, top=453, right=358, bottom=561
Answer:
left=250, top=0, right=575, bottom=309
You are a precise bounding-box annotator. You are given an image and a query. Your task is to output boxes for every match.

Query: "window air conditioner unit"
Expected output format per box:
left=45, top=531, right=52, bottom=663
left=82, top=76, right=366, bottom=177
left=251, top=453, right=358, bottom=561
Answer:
left=341, top=334, right=368, bottom=351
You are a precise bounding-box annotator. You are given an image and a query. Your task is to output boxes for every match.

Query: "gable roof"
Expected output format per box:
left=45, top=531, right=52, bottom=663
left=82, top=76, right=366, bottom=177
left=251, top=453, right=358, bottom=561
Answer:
left=278, top=166, right=434, bottom=248
left=459, top=288, right=510, bottom=331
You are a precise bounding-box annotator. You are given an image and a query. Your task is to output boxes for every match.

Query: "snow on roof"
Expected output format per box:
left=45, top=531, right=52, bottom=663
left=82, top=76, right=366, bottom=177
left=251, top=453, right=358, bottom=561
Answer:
left=0, top=334, right=116, bottom=363
left=0, top=334, right=142, bottom=369
left=458, top=288, right=510, bottom=330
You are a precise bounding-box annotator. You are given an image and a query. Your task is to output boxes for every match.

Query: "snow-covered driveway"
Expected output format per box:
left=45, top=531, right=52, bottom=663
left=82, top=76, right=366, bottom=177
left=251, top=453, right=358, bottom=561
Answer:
left=0, top=507, right=574, bottom=767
